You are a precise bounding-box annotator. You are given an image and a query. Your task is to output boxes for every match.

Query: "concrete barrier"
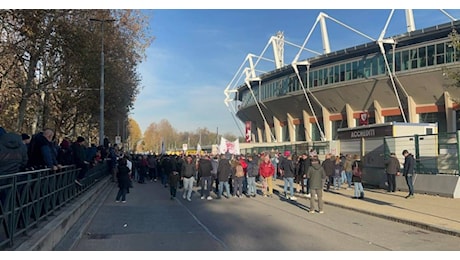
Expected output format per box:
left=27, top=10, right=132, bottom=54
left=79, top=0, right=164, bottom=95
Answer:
left=395, top=174, right=460, bottom=198
left=363, top=167, right=460, bottom=198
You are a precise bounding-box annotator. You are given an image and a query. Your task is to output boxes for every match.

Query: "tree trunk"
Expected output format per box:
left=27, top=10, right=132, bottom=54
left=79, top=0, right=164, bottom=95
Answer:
left=16, top=54, right=39, bottom=133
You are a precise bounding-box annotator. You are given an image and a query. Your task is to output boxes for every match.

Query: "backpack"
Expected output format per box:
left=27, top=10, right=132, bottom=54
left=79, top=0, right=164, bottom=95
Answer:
left=352, top=161, right=362, bottom=177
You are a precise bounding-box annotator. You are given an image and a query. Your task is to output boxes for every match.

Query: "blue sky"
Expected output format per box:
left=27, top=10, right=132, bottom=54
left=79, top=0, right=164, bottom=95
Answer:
left=131, top=8, right=460, bottom=137
left=7, top=2, right=460, bottom=138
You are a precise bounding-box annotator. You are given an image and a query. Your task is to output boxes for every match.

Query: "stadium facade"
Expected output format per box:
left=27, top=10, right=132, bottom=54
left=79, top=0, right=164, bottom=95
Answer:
left=224, top=10, right=460, bottom=144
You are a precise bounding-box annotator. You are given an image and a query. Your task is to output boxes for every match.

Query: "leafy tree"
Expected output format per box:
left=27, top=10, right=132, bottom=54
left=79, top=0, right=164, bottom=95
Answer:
left=0, top=9, right=153, bottom=145
left=127, top=117, right=142, bottom=152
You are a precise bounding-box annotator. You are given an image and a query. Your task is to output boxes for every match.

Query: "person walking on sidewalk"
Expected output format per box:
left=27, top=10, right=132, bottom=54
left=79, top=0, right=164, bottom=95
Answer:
left=181, top=155, right=196, bottom=201
left=402, top=149, right=416, bottom=198
left=298, top=153, right=311, bottom=197
left=343, top=154, right=353, bottom=190
left=352, top=154, right=364, bottom=199
left=280, top=154, right=297, bottom=200
left=259, top=153, right=275, bottom=198
left=306, top=157, right=326, bottom=213
left=333, top=156, right=343, bottom=190
left=217, top=154, right=232, bottom=199
left=198, top=155, right=213, bottom=200
left=169, top=165, right=180, bottom=200
left=246, top=155, right=259, bottom=197
left=322, top=153, right=335, bottom=192
left=385, top=152, right=400, bottom=192
left=231, top=159, right=245, bottom=198
left=115, top=157, right=131, bottom=203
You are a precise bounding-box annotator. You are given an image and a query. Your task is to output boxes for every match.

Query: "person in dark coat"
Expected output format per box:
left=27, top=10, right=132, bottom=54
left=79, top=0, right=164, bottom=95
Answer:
left=297, top=153, right=311, bottom=195
left=306, top=157, right=326, bottom=213
left=27, top=129, right=61, bottom=170
left=198, top=155, right=213, bottom=200
left=168, top=170, right=180, bottom=200
left=115, top=157, right=131, bottom=203
left=57, top=138, right=74, bottom=166
left=161, top=155, right=175, bottom=188
left=402, top=149, right=415, bottom=198
left=216, top=154, right=232, bottom=199
left=72, top=136, right=89, bottom=186
left=245, top=155, right=259, bottom=197
left=280, top=154, right=297, bottom=200
left=385, top=152, right=400, bottom=193
left=0, top=131, right=28, bottom=174
left=322, top=153, right=335, bottom=192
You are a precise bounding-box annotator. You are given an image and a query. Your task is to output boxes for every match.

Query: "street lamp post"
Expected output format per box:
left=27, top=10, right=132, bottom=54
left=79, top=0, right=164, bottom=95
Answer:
left=90, top=18, right=115, bottom=146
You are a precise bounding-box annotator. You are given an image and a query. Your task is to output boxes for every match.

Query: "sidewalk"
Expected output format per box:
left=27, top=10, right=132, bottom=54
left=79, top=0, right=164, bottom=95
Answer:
left=271, top=179, right=460, bottom=237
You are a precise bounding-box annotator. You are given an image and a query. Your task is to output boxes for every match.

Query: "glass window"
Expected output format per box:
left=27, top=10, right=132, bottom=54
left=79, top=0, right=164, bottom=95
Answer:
left=282, top=125, right=289, bottom=142
left=420, top=112, right=446, bottom=133
left=296, top=123, right=305, bottom=141
left=318, top=69, right=323, bottom=86
left=357, top=60, right=365, bottom=78
left=346, top=63, right=352, bottom=80
left=446, top=43, right=455, bottom=63
left=427, top=45, right=435, bottom=66
left=410, top=49, right=418, bottom=69
left=340, top=64, right=345, bottom=82
left=394, top=52, right=401, bottom=72
left=323, top=68, right=329, bottom=85
left=384, top=115, right=404, bottom=123
left=352, top=61, right=358, bottom=79
left=332, top=120, right=347, bottom=140
left=371, top=56, right=378, bottom=76
left=328, top=66, right=334, bottom=84
left=401, top=50, right=409, bottom=70
left=385, top=53, right=392, bottom=72
left=312, top=71, right=318, bottom=87
left=293, top=76, right=299, bottom=91
left=311, top=121, right=324, bottom=141
left=362, top=58, right=370, bottom=77
left=377, top=55, right=385, bottom=75
left=334, top=65, right=340, bottom=83
left=418, top=46, right=426, bottom=67
left=436, top=43, right=445, bottom=65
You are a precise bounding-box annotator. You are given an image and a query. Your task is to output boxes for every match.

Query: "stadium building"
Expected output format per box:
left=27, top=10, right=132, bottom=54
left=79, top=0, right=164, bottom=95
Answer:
left=224, top=10, right=460, bottom=145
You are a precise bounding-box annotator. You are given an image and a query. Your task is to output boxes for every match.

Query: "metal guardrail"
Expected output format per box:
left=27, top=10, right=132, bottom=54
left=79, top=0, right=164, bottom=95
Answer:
left=0, top=162, right=108, bottom=250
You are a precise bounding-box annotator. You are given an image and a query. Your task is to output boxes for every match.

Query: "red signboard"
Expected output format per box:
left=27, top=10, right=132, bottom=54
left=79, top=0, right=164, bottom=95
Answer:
left=359, top=112, right=369, bottom=126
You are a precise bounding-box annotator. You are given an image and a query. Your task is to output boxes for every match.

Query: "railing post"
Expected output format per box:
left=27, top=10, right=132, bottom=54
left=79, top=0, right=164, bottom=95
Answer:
left=457, top=130, right=460, bottom=176
left=414, top=134, right=420, bottom=173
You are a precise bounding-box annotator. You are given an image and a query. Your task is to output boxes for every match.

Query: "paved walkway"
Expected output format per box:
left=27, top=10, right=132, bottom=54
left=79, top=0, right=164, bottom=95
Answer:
left=270, top=179, right=460, bottom=237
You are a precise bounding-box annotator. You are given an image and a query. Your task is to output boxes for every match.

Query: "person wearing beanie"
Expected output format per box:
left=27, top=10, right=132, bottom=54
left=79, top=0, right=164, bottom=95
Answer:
left=21, top=133, right=31, bottom=151
left=57, top=138, right=74, bottom=166
left=72, top=136, right=89, bottom=186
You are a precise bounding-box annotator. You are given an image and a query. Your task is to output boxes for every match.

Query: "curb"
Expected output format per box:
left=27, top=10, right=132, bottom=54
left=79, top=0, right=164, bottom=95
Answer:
left=271, top=181, right=460, bottom=238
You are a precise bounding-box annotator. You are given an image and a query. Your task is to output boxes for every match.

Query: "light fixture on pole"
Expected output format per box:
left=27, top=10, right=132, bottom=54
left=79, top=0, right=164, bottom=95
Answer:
left=90, top=18, right=115, bottom=146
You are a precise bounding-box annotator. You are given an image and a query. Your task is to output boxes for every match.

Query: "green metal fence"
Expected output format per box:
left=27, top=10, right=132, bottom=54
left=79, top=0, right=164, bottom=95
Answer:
left=0, top=162, right=109, bottom=250
left=384, top=132, right=459, bottom=175
left=239, top=131, right=460, bottom=176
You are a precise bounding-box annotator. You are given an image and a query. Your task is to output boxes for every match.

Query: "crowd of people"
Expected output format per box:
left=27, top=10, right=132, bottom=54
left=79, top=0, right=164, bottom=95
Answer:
left=115, top=149, right=370, bottom=214
left=0, top=127, right=119, bottom=186
left=0, top=125, right=415, bottom=207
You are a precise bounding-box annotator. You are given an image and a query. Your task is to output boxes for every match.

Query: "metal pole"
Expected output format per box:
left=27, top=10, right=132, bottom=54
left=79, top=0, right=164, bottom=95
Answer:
left=90, top=18, right=115, bottom=146
left=100, top=21, right=105, bottom=146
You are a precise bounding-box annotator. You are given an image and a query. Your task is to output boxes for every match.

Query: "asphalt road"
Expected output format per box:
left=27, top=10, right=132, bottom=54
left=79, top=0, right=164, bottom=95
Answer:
left=62, top=180, right=460, bottom=251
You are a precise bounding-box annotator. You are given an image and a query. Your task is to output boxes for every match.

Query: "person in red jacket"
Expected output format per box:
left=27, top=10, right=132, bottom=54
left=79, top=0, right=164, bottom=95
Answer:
left=259, top=153, right=275, bottom=197
left=238, top=155, right=249, bottom=196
